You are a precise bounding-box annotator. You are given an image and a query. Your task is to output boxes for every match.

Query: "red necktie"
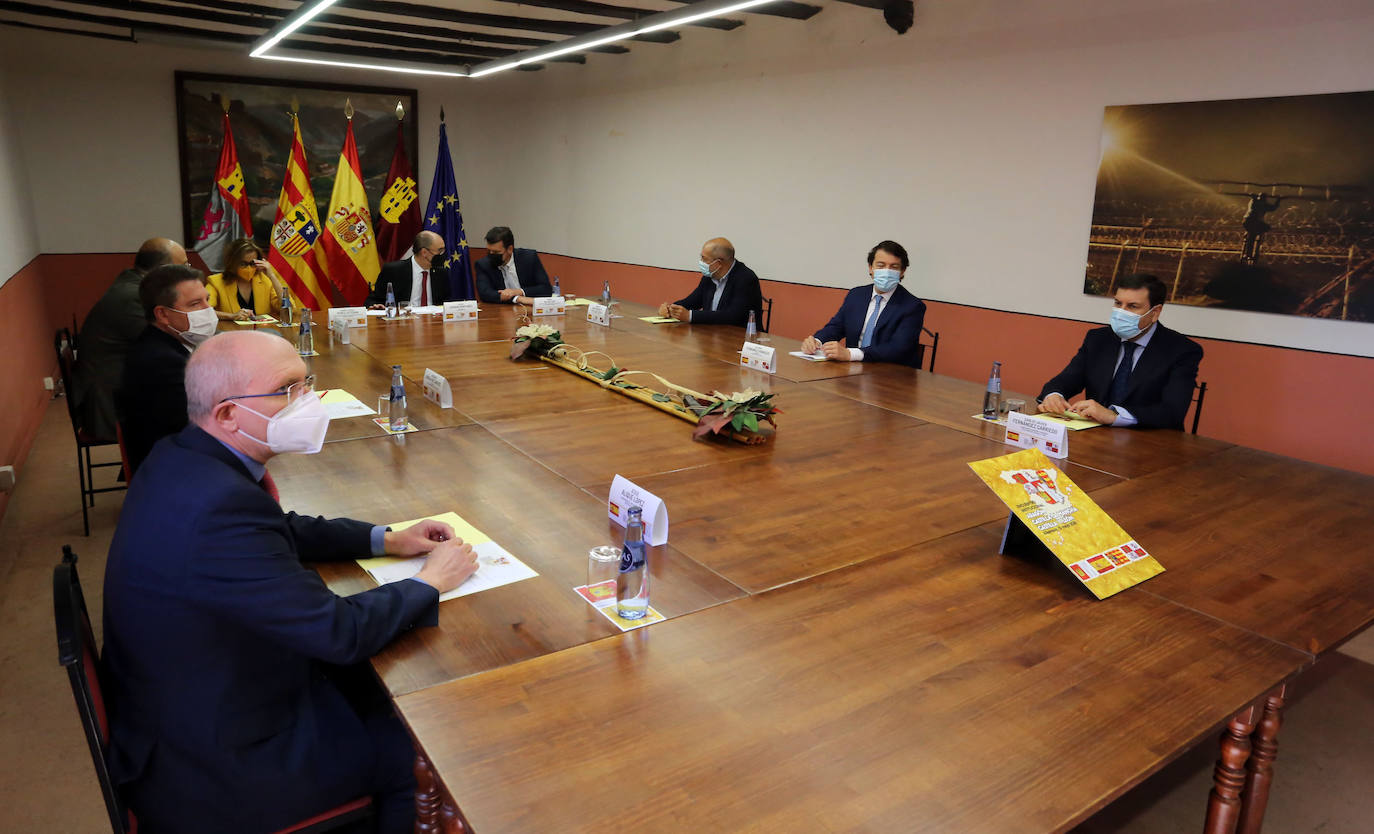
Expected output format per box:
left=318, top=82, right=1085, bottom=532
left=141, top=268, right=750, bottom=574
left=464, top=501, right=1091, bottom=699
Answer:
left=420, top=270, right=429, bottom=306
left=260, top=470, right=280, bottom=503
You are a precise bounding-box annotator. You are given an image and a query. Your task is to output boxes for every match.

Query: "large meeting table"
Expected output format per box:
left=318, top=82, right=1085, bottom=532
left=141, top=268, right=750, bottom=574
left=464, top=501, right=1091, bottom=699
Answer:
left=256, top=299, right=1372, bottom=834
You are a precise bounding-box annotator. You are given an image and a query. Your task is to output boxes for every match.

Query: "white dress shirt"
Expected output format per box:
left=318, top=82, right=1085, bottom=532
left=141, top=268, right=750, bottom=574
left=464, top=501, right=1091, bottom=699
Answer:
left=406, top=257, right=431, bottom=307
left=500, top=256, right=521, bottom=298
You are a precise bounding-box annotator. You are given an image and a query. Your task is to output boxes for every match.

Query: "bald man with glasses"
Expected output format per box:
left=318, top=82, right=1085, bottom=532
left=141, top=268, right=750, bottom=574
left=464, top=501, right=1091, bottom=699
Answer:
left=102, top=331, right=479, bottom=834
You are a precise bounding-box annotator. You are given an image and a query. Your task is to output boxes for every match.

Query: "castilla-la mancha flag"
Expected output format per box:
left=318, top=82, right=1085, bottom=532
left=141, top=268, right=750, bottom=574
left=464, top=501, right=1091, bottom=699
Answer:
left=193, top=112, right=253, bottom=273
left=375, top=119, right=421, bottom=263
left=267, top=115, right=334, bottom=310
left=321, top=115, right=381, bottom=305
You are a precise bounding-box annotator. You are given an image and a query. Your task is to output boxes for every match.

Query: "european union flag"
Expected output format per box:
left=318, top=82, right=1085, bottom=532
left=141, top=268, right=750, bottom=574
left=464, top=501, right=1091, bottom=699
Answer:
left=422, top=115, right=472, bottom=300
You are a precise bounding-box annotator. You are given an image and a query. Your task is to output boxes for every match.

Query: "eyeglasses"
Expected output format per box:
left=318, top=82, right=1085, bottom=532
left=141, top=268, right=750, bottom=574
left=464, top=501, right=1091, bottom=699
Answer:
left=220, top=374, right=316, bottom=406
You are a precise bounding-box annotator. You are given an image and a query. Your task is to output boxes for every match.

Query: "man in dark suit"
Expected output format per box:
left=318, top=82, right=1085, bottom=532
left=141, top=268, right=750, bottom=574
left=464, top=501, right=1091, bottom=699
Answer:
left=1038, top=272, right=1203, bottom=429
left=802, top=240, right=927, bottom=366
left=102, top=330, right=479, bottom=834
left=117, top=264, right=215, bottom=475
left=658, top=237, right=763, bottom=326
left=74, top=237, right=187, bottom=441
left=365, top=230, right=452, bottom=308
left=473, top=225, right=553, bottom=304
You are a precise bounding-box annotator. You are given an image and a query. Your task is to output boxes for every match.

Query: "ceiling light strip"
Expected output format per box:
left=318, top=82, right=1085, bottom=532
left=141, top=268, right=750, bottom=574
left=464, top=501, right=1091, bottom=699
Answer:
left=249, top=0, right=343, bottom=58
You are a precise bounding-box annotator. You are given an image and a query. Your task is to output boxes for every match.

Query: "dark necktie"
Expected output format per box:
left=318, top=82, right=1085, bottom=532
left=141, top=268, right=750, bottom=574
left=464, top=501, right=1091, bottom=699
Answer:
left=260, top=470, right=280, bottom=503
left=1109, top=342, right=1137, bottom=407
left=420, top=270, right=429, bottom=306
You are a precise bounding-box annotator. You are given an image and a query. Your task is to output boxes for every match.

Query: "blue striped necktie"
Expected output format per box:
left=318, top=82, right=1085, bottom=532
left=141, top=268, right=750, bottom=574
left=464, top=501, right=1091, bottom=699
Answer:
left=860, top=296, right=884, bottom=349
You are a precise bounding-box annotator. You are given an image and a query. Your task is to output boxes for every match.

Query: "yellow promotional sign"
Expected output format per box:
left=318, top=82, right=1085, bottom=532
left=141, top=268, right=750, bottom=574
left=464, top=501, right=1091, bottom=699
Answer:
left=968, top=447, right=1164, bottom=599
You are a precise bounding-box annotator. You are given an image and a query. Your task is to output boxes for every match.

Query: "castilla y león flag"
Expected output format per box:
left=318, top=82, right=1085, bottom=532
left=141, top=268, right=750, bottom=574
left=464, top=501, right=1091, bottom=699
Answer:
left=193, top=112, right=253, bottom=273
left=376, top=120, right=420, bottom=264
left=267, top=115, right=334, bottom=310
left=321, top=115, right=381, bottom=305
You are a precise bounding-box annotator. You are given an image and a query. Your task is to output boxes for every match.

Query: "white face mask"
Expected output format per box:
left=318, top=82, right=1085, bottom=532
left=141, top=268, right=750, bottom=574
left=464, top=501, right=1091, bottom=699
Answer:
left=235, top=392, right=330, bottom=455
left=172, top=306, right=219, bottom=347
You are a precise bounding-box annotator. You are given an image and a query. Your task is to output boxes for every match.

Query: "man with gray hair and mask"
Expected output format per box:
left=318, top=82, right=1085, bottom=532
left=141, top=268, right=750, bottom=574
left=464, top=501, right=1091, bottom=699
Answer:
left=102, top=330, right=478, bottom=834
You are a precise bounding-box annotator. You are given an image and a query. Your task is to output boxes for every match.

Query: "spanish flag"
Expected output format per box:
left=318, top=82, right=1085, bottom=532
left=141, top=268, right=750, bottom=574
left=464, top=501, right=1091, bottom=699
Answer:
left=267, top=115, right=335, bottom=310
left=321, top=115, right=381, bottom=305
left=192, top=111, right=253, bottom=273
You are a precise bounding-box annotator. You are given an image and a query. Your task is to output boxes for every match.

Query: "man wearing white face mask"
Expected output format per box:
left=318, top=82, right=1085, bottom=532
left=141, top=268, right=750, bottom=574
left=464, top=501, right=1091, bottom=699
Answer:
left=117, top=264, right=218, bottom=474
left=1038, top=273, right=1203, bottom=429
left=659, top=237, right=763, bottom=326
left=102, top=331, right=480, bottom=834
left=802, top=240, right=927, bottom=366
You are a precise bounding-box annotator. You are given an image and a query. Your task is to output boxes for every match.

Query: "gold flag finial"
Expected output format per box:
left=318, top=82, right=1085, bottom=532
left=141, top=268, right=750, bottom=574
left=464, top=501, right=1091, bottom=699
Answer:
left=395, top=100, right=405, bottom=121
left=344, top=98, right=354, bottom=120
left=289, top=95, right=300, bottom=116
left=219, top=94, right=230, bottom=114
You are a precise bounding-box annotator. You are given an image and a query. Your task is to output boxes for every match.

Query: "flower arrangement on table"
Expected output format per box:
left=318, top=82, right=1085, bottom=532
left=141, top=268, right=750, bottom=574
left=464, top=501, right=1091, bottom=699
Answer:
left=511, top=324, right=779, bottom=444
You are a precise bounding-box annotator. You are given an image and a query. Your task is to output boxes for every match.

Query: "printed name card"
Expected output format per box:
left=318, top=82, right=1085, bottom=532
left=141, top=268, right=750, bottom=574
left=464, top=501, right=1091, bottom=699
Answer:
left=532, top=296, right=566, bottom=317
left=587, top=302, right=611, bottom=327
left=968, top=447, right=1164, bottom=599
left=422, top=368, right=452, bottom=409
left=607, top=474, right=669, bottom=546
left=1004, top=412, right=1068, bottom=460
left=739, top=341, right=777, bottom=374
left=442, top=300, right=478, bottom=322
left=328, top=306, right=367, bottom=328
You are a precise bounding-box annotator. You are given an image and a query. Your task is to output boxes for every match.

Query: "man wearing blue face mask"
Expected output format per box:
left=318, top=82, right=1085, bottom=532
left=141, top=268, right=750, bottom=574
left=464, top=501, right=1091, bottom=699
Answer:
left=802, top=240, right=927, bottom=366
left=102, top=331, right=480, bottom=834
left=1038, top=273, right=1203, bottom=429
left=659, top=237, right=763, bottom=325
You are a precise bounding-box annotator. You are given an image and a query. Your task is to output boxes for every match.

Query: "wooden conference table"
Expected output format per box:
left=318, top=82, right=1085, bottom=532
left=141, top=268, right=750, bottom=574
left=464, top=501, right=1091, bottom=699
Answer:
left=255, top=301, right=1372, bottom=833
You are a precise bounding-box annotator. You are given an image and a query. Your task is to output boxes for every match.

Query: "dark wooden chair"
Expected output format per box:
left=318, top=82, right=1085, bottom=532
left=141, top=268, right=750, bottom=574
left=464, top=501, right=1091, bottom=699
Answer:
left=1190, top=381, right=1208, bottom=435
left=54, top=329, right=125, bottom=535
left=54, top=546, right=375, bottom=834
left=913, top=327, right=939, bottom=372
left=759, top=297, right=773, bottom=333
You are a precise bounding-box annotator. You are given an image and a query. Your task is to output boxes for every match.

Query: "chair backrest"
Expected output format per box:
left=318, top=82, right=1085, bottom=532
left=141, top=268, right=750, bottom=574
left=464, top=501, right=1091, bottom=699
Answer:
left=115, top=423, right=134, bottom=480
left=1190, top=381, right=1208, bottom=435
left=760, top=297, right=773, bottom=333
left=53, top=545, right=132, bottom=834
left=54, top=329, right=82, bottom=429
left=916, top=327, right=939, bottom=372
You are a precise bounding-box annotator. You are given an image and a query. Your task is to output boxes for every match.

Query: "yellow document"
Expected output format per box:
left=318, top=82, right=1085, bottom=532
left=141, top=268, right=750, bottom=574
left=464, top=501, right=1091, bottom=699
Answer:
left=968, top=447, right=1164, bottom=599
left=563, top=298, right=594, bottom=307
left=639, top=316, right=679, bottom=324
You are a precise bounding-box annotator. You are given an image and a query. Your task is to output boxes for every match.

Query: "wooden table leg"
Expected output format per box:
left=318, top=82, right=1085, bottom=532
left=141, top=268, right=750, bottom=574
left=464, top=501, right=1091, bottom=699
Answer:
left=1237, top=684, right=1288, bottom=834
left=415, top=752, right=469, bottom=834
left=1203, top=703, right=1258, bottom=834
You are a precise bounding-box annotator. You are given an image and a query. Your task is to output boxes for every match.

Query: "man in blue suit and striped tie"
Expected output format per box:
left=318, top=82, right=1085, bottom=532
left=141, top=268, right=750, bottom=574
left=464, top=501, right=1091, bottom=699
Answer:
left=803, top=240, right=927, bottom=367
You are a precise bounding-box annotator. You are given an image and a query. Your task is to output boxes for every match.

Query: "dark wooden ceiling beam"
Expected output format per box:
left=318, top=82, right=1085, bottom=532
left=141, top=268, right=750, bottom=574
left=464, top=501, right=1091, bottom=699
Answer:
left=668, top=0, right=821, bottom=19
left=479, top=0, right=742, bottom=31
left=826, top=0, right=889, bottom=9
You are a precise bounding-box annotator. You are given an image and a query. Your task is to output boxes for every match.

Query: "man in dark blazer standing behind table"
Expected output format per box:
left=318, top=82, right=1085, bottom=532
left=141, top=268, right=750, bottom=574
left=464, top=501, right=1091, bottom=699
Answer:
left=802, top=240, right=927, bottom=366
left=365, top=230, right=451, bottom=308
left=1038, top=272, right=1203, bottom=429
left=102, top=330, right=479, bottom=834
left=474, top=225, right=553, bottom=304
left=659, top=237, right=763, bottom=326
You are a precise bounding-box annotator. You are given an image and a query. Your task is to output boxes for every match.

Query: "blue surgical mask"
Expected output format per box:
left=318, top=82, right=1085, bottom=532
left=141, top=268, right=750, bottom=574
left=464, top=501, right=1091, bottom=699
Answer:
left=698, top=259, right=716, bottom=278
left=1110, top=306, right=1155, bottom=340
left=872, top=268, right=901, bottom=292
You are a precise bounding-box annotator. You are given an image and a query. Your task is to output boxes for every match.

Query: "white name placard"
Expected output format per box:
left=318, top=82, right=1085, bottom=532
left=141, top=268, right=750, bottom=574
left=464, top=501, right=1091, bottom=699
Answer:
left=422, top=368, right=452, bottom=409
left=532, top=296, right=566, bottom=317
left=328, top=306, right=367, bottom=328
left=607, top=474, right=669, bottom=546
left=587, top=302, right=611, bottom=327
left=442, top=300, right=478, bottom=322
left=1005, top=411, right=1069, bottom=460
left=739, top=341, right=777, bottom=374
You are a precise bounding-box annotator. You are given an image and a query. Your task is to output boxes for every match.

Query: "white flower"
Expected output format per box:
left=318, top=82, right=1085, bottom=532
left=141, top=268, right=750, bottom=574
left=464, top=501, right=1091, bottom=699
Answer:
left=516, top=324, right=558, bottom=340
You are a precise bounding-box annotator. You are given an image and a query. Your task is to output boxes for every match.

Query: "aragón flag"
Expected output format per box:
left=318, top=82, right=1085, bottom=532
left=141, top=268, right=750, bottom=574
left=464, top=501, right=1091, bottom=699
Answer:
left=193, top=112, right=253, bottom=273
left=321, top=115, right=380, bottom=305
left=376, top=120, right=420, bottom=263
left=267, top=115, right=334, bottom=310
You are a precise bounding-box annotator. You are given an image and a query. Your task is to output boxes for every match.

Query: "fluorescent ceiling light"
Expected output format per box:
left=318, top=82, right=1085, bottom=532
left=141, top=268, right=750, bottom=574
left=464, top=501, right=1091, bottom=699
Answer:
left=250, top=0, right=344, bottom=58
left=257, top=52, right=466, bottom=78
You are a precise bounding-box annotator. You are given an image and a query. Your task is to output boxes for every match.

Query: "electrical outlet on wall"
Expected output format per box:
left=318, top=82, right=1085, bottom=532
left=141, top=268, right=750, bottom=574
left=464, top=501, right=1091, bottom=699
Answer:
left=0, top=465, right=15, bottom=493
left=43, top=377, right=54, bottom=391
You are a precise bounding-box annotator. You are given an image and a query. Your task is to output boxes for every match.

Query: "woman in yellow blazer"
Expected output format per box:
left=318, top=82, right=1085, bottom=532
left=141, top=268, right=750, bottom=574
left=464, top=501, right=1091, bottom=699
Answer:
left=206, top=238, right=297, bottom=321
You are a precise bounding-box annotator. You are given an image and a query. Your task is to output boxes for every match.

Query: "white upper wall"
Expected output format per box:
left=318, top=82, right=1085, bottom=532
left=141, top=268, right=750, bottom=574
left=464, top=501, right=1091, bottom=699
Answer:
left=0, top=65, right=39, bottom=285
left=2, top=0, right=1373, bottom=354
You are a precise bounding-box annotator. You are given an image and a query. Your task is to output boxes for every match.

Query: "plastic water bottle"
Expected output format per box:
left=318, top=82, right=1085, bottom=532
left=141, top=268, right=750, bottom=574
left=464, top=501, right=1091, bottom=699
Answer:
left=296, top=311, right=313, bottom=356
left=745, top=310, right=757, bottom=343
left=279, top=289, right=293, bottom=326
left=384, top=282, right=398, bottom=319
left=982, top=361, right=1003, bottom=420
left=388, top=365, right=407, bottom=432
left=552, top=276, right=561, bottom=297
left=600, top=280, right=611, bottom=305
left=616, top=506, right=649, bottom=620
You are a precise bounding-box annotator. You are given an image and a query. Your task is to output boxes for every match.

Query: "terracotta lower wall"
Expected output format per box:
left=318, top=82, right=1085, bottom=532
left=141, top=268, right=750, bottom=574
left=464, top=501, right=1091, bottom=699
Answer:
left=0, top=258, right=60, bottom=522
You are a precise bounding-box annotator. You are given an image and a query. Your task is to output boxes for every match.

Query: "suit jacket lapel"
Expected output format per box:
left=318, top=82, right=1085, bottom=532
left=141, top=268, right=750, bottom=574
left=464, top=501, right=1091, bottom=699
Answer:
left=1122, top=327, right=1169, bottom=400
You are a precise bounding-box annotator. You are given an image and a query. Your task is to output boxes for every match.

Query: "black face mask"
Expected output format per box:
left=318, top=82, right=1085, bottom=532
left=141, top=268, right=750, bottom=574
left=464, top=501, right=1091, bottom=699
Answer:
left=486, top=252, right=503, bottom=266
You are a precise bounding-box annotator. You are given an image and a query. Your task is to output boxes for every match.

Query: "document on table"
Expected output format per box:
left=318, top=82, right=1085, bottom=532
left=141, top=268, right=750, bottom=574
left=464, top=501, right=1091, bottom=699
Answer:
left=318, top=389, right=375, bottom=420
left=357, top=511, right=538, bottom=602
left=563, top=298, right=594, bottom=306
left=639, top=316, right=679, bottom=324
left=788, top=351, right=828, bottom=362
left=233, top=315, right=278, bottom=325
